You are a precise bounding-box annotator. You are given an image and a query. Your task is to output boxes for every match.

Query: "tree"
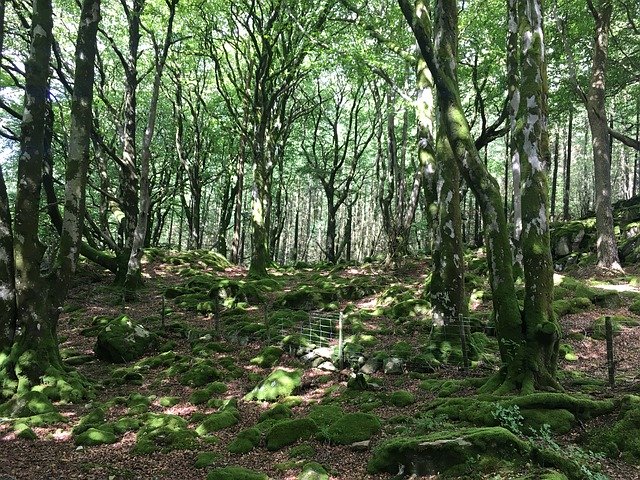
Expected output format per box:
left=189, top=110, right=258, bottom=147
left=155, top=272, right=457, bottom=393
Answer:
left=0, top=0, right=100, bottom=398
left=399, top=0, right=560, bottom=392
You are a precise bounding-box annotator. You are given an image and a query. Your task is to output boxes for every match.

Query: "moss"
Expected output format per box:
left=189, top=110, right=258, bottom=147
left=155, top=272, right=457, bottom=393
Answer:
left=179, top=360, right=222, bottom=387
left=0, top=390, right=59, bottom=418
left=196, top=407, right=240, bottom=435
left=228, top=427, right=261, bottom=454
left=289, top=443, right=316, bottom=459
left=324, top=413, right=381, bottom=445
left=159, top=396, right=180, bottom=407
left=553, top=297, right=592, bottom=317
left=266, top=418, right=318, bottom=450
left=72, top=407, right=105, bottom=435
left=521, top=409, right=575, bottom=434
left=74, top=427, right=117, bottom=446
left=558, top=344, right=577, bottom=362
left=137, top=350, right=179, bottom=369
left=126, top=393, right=153, bottom=415
left=14, top=423, right=37, bottom=440
left=194, top=451, right=220, bottom=468
left=245, top=368, right=302, bottom=402
left=308, top=405, right=344, bottom=428
left=189, top=382, right=228, bottom=405
left=585, top=397, right=640, bottom=463
left=94, top=315, right=158, bottom=363
left=629, top=298, right=640, bottom=315
left=112, top=416, right=142, bottom=434
left=207, top=467, right=268, bottom=480
left=298, top=462, right=329, bottom=480
left=251, top=346, right=284, bottom=368
left=590, top=315, right=640, bottom=340
left=259, top=403, right=292, bottom=422
left=389, top=390, right=415, bottom=407
left=367, top=427, right=529, bottom=476
left=134, top=415, right=198, bottom=454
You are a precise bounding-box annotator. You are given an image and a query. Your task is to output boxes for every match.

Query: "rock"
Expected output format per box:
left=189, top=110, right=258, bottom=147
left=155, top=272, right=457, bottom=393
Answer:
left=301, top=351, right=318, bottom=363
left=350, top=440, right=371, bottom=451
left=383, top=357, right=404, bottom=374
left=554, top=237, right=570, bottom=257
left=572, top=229, right=585, bottom=248
left=244, top=368, right=302, bottom=402
left=313, top=347, right=334, bottom=359
left=316, top=361, right=336, bottom=372
left=298, top=462, right=329, bottom=480
left=360, top=358, right=380, bottom=374
left=94, top=315, right=157, bottom=363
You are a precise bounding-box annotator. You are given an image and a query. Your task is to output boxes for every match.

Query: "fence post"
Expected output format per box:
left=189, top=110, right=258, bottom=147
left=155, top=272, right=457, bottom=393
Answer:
left=459, top=314, right=469, bottom=371
left=338, top=311, right=344, bottom=369
left=605, top=316, right=615, bottom=388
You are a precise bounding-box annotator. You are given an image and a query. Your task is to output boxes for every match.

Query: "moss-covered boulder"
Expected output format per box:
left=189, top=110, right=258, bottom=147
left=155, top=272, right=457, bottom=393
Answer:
left=94, top=315, right=157, bottom=363
left=389, top=390, right=415, bottom=407
left=0, top=391, right=60, bottom=418
left=207, top=466, right=269, bottom=480
left=189, top=382, right=228, bottom=405
left=179, top=360, right=222, bottom=387
left=251, top=346, right=284, bottom=368
left=228, top=427, right=261, bottom=454
left=133, top=414, right=198, bottom=454
left=298, top=462, right=329, bottom=480
left=589, top=315, right=640, bottom=340
left=324, top=413, right=381, bottom=445
left=74, top=427, right=117, bottom=446
left=308, top=405, right=344, bottom=428
left=245, top=368, right=302, bottom=402
left=368, top=427, right=529, bottom=476
left=585, top=396, right=640, bottom=463
left=195, top=451, right=219, bottom=468
left=266, top=418, right=317, bottom=450
left=196, top=406, right=241, bottom=435
left=259, top=403, right=293, bottom=423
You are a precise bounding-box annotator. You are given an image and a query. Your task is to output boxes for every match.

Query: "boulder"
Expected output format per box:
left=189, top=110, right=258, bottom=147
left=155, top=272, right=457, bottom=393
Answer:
left=94, top=315, right=157, bottom=363
left=383, top=357, right=404, bottom=374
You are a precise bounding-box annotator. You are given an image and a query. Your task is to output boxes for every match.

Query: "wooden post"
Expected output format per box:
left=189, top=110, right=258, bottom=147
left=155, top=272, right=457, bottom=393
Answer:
left=459, top=314, right=469, bottom=371
left=338, top=312, right=344, bottom=369
left=605, top=316, right=615, bottom=388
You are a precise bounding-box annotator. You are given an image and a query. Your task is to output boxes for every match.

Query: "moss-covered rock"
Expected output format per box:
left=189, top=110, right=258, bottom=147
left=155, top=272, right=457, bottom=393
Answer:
left=251, top=346, right=284, bottom=368
left=245, top=368, right=302, bottom=402
left=368, top=427, right=529, bottom=476
left=72, top=407, right=106, bottom=436
left=195, top=451, right=220, bottom=468
left=585, top=396, right=640, bottom=463
left=228, top=427, right=261, bottom=454
left=324, top=413, right=381, bottom=445
left=259, top=403, right=293, bottom=423
left=159, top=396, right=180, bottom=407
left=207, top=466, right=269, bottom=480
left=289, top=443, right=316, bottom=459
left=589, top=315, right=640, bottom=340
left=389, top=390, right=415, bottom=407
left=94, top=315, right=158, bottom=363
left=0, top=390, right=59, bottom=418
left=189, top=382, right=228, bottom=405
left=266, top=418, right=317, bottom=450
left=179, top=360, right=222, bottom=387
left=133, top=414, right=198, bottom=454
left=196, top=407, right=241, bottom=435
left=553, top=297, right=592, bottom=317
left=74, top=427, right=118, bottom=446
left=308, top=405, right=344, bottom=428
left=298, top=462, right=329, bottom=480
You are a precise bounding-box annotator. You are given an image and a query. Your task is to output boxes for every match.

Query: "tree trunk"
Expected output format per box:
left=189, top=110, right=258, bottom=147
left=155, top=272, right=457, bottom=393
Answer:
left=249, top=156, right=271, bottom=277
left=587, top=0, right=621, bottom=270
left=563, top=108, right=573, bottom=220
left=515, top=0, right=561, bottom=391
left=550, top=129, right=560, bottom=221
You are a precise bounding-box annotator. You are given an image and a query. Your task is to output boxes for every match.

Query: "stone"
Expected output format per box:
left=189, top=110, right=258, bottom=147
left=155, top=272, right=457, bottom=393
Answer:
left=350, top=440, right=371, bottom=451
left=94, top=315, right=157, bottom=363
left=313, top=347, right=334, bottom=359
left=301, top=351, right=318, bottom=363
left=360, top=358, right=380, bottom=374
left=383, top=357, right=404, bottom=374
left=316, top=361, right=336, bottom=372
left=554, top=237, right=570, bottom=257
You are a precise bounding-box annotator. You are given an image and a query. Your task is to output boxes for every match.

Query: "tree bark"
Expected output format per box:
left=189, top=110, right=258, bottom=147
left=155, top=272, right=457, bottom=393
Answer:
left=563, top=108, right=573, bottom=220
left=587, top=0, right=620, bottom=270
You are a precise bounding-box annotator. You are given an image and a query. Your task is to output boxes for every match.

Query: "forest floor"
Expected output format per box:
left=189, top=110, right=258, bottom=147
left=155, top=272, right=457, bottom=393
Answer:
left=1, top=250, right=640, bottom=480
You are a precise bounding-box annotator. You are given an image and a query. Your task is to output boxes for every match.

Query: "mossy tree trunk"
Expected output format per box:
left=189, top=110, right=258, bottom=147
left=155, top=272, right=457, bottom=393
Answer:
left=515, top=0, right=561, bottom=391
left=586, top=0, right=621, bottom=271
left=1, top=0, right=99, bottom=399
left=399, top=0, right=560, bottom=393
left=430, top=3, right=465, bottom=323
